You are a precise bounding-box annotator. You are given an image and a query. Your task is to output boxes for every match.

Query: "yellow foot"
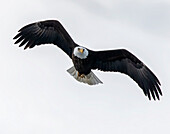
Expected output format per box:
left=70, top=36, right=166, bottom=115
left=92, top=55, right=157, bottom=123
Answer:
left=80, top=74, right=85, bottom=78
left=78, top=72, right=85, bottom=78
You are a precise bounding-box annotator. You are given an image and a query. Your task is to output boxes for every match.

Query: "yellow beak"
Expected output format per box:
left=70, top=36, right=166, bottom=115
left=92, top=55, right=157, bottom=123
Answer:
left=79, top=48, right=84, bottom=53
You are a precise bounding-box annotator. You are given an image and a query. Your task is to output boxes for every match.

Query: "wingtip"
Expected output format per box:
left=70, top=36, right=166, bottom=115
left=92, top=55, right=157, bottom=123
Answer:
left=159, top=91, right=163, bottom=96
left=148, top=96, right=151, bottom=101
left=24, top=46, right=28, bottom=50
left=147, top=93, right=161, bottom=101
left=13, top=36, right=17, bottom=40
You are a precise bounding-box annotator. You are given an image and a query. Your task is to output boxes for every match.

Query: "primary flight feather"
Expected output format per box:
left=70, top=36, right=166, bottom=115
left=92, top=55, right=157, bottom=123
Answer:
left=13, top=20, right=162, bottom=100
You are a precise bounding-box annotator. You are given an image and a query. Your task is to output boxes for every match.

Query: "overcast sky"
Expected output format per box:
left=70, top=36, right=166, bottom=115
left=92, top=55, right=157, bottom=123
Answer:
left=0, top=0, right=170, bottom=134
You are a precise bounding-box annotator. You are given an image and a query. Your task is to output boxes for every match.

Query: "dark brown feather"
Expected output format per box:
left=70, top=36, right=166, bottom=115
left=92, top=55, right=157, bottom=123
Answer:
left=13, top=20, right=78, bottom=58
left=92, top=49, right=162, bottom=100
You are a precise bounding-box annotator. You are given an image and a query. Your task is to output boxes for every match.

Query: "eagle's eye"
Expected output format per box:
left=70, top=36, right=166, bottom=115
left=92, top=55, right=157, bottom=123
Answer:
left=77, top=48, right=84, bottom=53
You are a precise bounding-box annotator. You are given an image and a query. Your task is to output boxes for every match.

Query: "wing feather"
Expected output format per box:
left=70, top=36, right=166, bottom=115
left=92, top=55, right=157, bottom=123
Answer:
left=92, top=49, right=162, bottom=100
left=13, top=20, right=78, bottom=58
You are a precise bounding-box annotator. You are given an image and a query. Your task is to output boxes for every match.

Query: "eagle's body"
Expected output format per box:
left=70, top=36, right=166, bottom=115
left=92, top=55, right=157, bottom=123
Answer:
left=73, top=56, right=92, bottom=75
left=13, top=20, right=162, bottom=100
left=72, top=47, right=93, bottom=75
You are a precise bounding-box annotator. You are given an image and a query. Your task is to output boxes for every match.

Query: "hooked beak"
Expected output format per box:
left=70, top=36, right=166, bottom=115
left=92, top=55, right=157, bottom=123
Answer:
left=79, top=48, right=84, bottom=53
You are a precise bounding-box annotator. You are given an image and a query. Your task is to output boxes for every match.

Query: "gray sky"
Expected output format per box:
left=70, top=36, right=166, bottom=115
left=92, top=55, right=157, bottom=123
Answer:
left=0, top=0, right=170, bottom=134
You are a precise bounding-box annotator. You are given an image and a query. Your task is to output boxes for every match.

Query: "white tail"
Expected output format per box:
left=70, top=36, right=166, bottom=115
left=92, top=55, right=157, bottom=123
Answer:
left=67, top=66, right=103, bottom=85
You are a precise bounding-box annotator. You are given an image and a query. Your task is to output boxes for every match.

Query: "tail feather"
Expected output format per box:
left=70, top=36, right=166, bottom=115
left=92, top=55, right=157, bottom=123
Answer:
left=67, top=66, right=103, bottom=85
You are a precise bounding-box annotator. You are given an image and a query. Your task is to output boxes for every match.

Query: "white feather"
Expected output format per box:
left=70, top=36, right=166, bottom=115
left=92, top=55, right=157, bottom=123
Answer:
left=67, top=66, right=103, bottom=85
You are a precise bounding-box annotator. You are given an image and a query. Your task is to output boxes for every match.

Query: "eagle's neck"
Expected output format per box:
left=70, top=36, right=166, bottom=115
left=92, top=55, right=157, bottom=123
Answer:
left=73, top=46, right=89, bottom=59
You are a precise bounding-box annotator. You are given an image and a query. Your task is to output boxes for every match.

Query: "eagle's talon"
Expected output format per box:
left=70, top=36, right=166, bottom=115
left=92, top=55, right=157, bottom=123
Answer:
left=78, top=72, right=85, bottom=78
left=80, top=74, right=85, bottom=78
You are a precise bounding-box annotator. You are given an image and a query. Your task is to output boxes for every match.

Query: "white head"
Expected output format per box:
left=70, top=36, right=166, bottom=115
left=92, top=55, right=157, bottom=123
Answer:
left=73, top=46, right=89, bottom=59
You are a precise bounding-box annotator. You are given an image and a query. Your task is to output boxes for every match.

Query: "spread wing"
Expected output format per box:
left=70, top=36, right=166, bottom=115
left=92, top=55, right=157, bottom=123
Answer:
left=13, top=20, right=78, bottom=58
left=92, top=49, right=162, bottom=100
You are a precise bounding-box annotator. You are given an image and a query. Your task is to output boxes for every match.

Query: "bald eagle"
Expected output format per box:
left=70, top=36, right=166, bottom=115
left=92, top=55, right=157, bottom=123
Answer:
left=13, top=20, right=162, bottom=100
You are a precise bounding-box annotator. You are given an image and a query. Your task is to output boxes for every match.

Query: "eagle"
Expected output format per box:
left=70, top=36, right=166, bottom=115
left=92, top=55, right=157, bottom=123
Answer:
left=13, top=20, right=162, bottom=100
